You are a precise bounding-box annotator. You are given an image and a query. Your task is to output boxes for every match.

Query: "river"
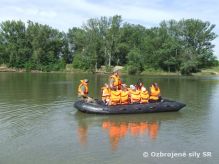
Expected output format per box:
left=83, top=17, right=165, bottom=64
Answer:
left=0, top=72, right=219, bottom=164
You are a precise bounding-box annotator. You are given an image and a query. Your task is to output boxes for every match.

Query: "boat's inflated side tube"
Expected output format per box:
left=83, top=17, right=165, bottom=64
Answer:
left=74, top=99, right=186, bottom=114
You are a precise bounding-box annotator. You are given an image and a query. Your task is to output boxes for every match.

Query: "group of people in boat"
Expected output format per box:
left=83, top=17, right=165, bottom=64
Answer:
left=77, top=68, right=161, bottom=105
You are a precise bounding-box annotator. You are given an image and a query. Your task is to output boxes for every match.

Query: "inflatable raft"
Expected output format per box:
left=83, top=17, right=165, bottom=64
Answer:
left=74, top=99, right=186, bottom=114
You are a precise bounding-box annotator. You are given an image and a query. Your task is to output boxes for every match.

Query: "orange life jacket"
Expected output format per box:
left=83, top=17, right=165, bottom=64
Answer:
left=120, top=90, right=129, bottom=104
left=129, top=90, right=140, bottom=103
left=110, top=75, right=122, bottom=89
left=110, top=90, right=121, bottom=105
left=78, top=80, right=88, bottom=96
left=102, top=87, right=110, bottom=102
left=149, top=85, right=160, bottom=101
left=140, top=90, right=149, bottom=103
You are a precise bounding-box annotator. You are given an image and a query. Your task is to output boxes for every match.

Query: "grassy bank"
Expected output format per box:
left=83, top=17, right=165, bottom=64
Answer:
left=192, top=66, right=219, bottom=76
left=66, top=64, right=219, bottom=76
left=1, top=64, right=219, bottom=76
left=0, top=64, right=25, bottom=72
left=140, top=70, right=180, bottom=76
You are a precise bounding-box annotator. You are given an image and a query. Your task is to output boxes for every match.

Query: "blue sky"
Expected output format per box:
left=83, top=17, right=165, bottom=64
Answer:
left=0, top=0, right=219, bottom=58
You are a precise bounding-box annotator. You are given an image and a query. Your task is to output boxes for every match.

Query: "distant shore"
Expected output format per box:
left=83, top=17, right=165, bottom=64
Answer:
left=1, top=64, right=219, bottom=76
left=0, top=65, right=42, bottom=73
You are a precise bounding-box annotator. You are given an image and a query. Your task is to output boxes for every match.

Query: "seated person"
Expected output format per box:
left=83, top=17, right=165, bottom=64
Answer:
left=149, top=83, right=161, bottom=102
left=129, top=85, right=141, bottom=104
left=120, top=84, right=129, bottom=105
left=140, top=87, right=149, bottom=104
left=101, top=83, right=110, bottom=105
left=109, top=87, right=121, bottom=106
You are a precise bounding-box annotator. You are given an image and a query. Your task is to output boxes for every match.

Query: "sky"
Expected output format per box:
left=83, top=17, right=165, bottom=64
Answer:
left=0, top=0, right=219, bottom=58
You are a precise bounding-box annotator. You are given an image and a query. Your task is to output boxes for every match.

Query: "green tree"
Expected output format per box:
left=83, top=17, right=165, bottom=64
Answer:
left=26, top=21, right=65, bottom=71
left=127, top=48, right=143, bottom=74
left=82, top=18, right=101, bottom=71
left=120, top=23, right=146, bottom=66
left=106, top=15, right=122, bottom=66
left=0, top=17, right=217, bottom=74
left=61, top=32, right=73, bottom=64
left=177, top=19, right=217, bottom=74
left=0, top=20, right=30, bottom=68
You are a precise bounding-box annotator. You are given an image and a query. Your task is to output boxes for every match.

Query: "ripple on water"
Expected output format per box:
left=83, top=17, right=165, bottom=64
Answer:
left=0, top=100, right=72, bottom=142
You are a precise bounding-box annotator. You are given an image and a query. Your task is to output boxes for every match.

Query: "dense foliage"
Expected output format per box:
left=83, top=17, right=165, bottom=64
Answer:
left=0, top=20, right=69, bottom=71
left=0, top=16, right=217, bottom=74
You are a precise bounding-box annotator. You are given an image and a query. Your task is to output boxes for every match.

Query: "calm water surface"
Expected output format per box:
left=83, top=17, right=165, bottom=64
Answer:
left=0, top=72, right=219, bottom=164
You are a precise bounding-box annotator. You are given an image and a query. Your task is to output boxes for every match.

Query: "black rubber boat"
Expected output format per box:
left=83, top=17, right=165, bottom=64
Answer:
left=74, top=99, right=186, bottom=114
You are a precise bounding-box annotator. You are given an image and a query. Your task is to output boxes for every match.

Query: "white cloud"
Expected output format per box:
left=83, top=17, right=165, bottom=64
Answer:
left=0, top=0, right=218, bottom=57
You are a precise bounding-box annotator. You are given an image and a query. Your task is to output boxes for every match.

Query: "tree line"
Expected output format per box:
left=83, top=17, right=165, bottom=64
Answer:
left=0, top=15, right=218, bottom=74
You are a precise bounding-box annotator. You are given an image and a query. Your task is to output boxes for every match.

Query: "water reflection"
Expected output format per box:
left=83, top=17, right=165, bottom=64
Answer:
left=102, top=120, right=160, bottom=150
left=1, top=72, right=219, bottom=164
left=77, top=125, right=88, bottom=145
left=75, top=112, right=182, bottom=151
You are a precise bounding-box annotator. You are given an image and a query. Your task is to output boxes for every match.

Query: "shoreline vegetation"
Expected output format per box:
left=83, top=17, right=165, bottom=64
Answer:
left=0, top=15, right=218, bottom=75
left=1, top=64, right=218, bottom=76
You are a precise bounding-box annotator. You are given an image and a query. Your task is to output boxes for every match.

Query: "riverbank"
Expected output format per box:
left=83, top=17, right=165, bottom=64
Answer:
left=1, top=64, right=219, bottom=76
left=0, top=65, right=42, bottom=73
left=66, top=65, right=219, bottom=76
left=193, top=66, right=219, bottom=76
left=0, top=64, right=22, bottom=72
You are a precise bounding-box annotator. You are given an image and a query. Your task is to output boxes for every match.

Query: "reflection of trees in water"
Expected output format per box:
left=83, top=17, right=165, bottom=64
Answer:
left=0, top=73, right=74, bottom=139
left=0, top=73, right=71, bottom=104
left=157, top=77, right=219, bottom=135
left=0, top=101, right=66, bottom=140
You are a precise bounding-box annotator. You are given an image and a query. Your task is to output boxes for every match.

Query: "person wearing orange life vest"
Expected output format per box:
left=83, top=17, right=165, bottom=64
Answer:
left=109, top=87, right=121, bottom=106
left=101, top=83, right=111, bottom=105
left=149, top=83, right=161, bottom=103
left=129, top=85, right=141, bottom=104
left=140, top=87, right=149, bottom=104
left=78, top=79, right=89, bottom=98
left=78, top=79, right=94, bottom=102
left=120, top=84, right=129, bottom=105
left=110, top=68, right=122, bottom=90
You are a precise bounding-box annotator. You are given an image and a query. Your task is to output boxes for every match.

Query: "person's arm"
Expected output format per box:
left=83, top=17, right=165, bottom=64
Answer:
left=110, top=78, right=115, bottom=88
